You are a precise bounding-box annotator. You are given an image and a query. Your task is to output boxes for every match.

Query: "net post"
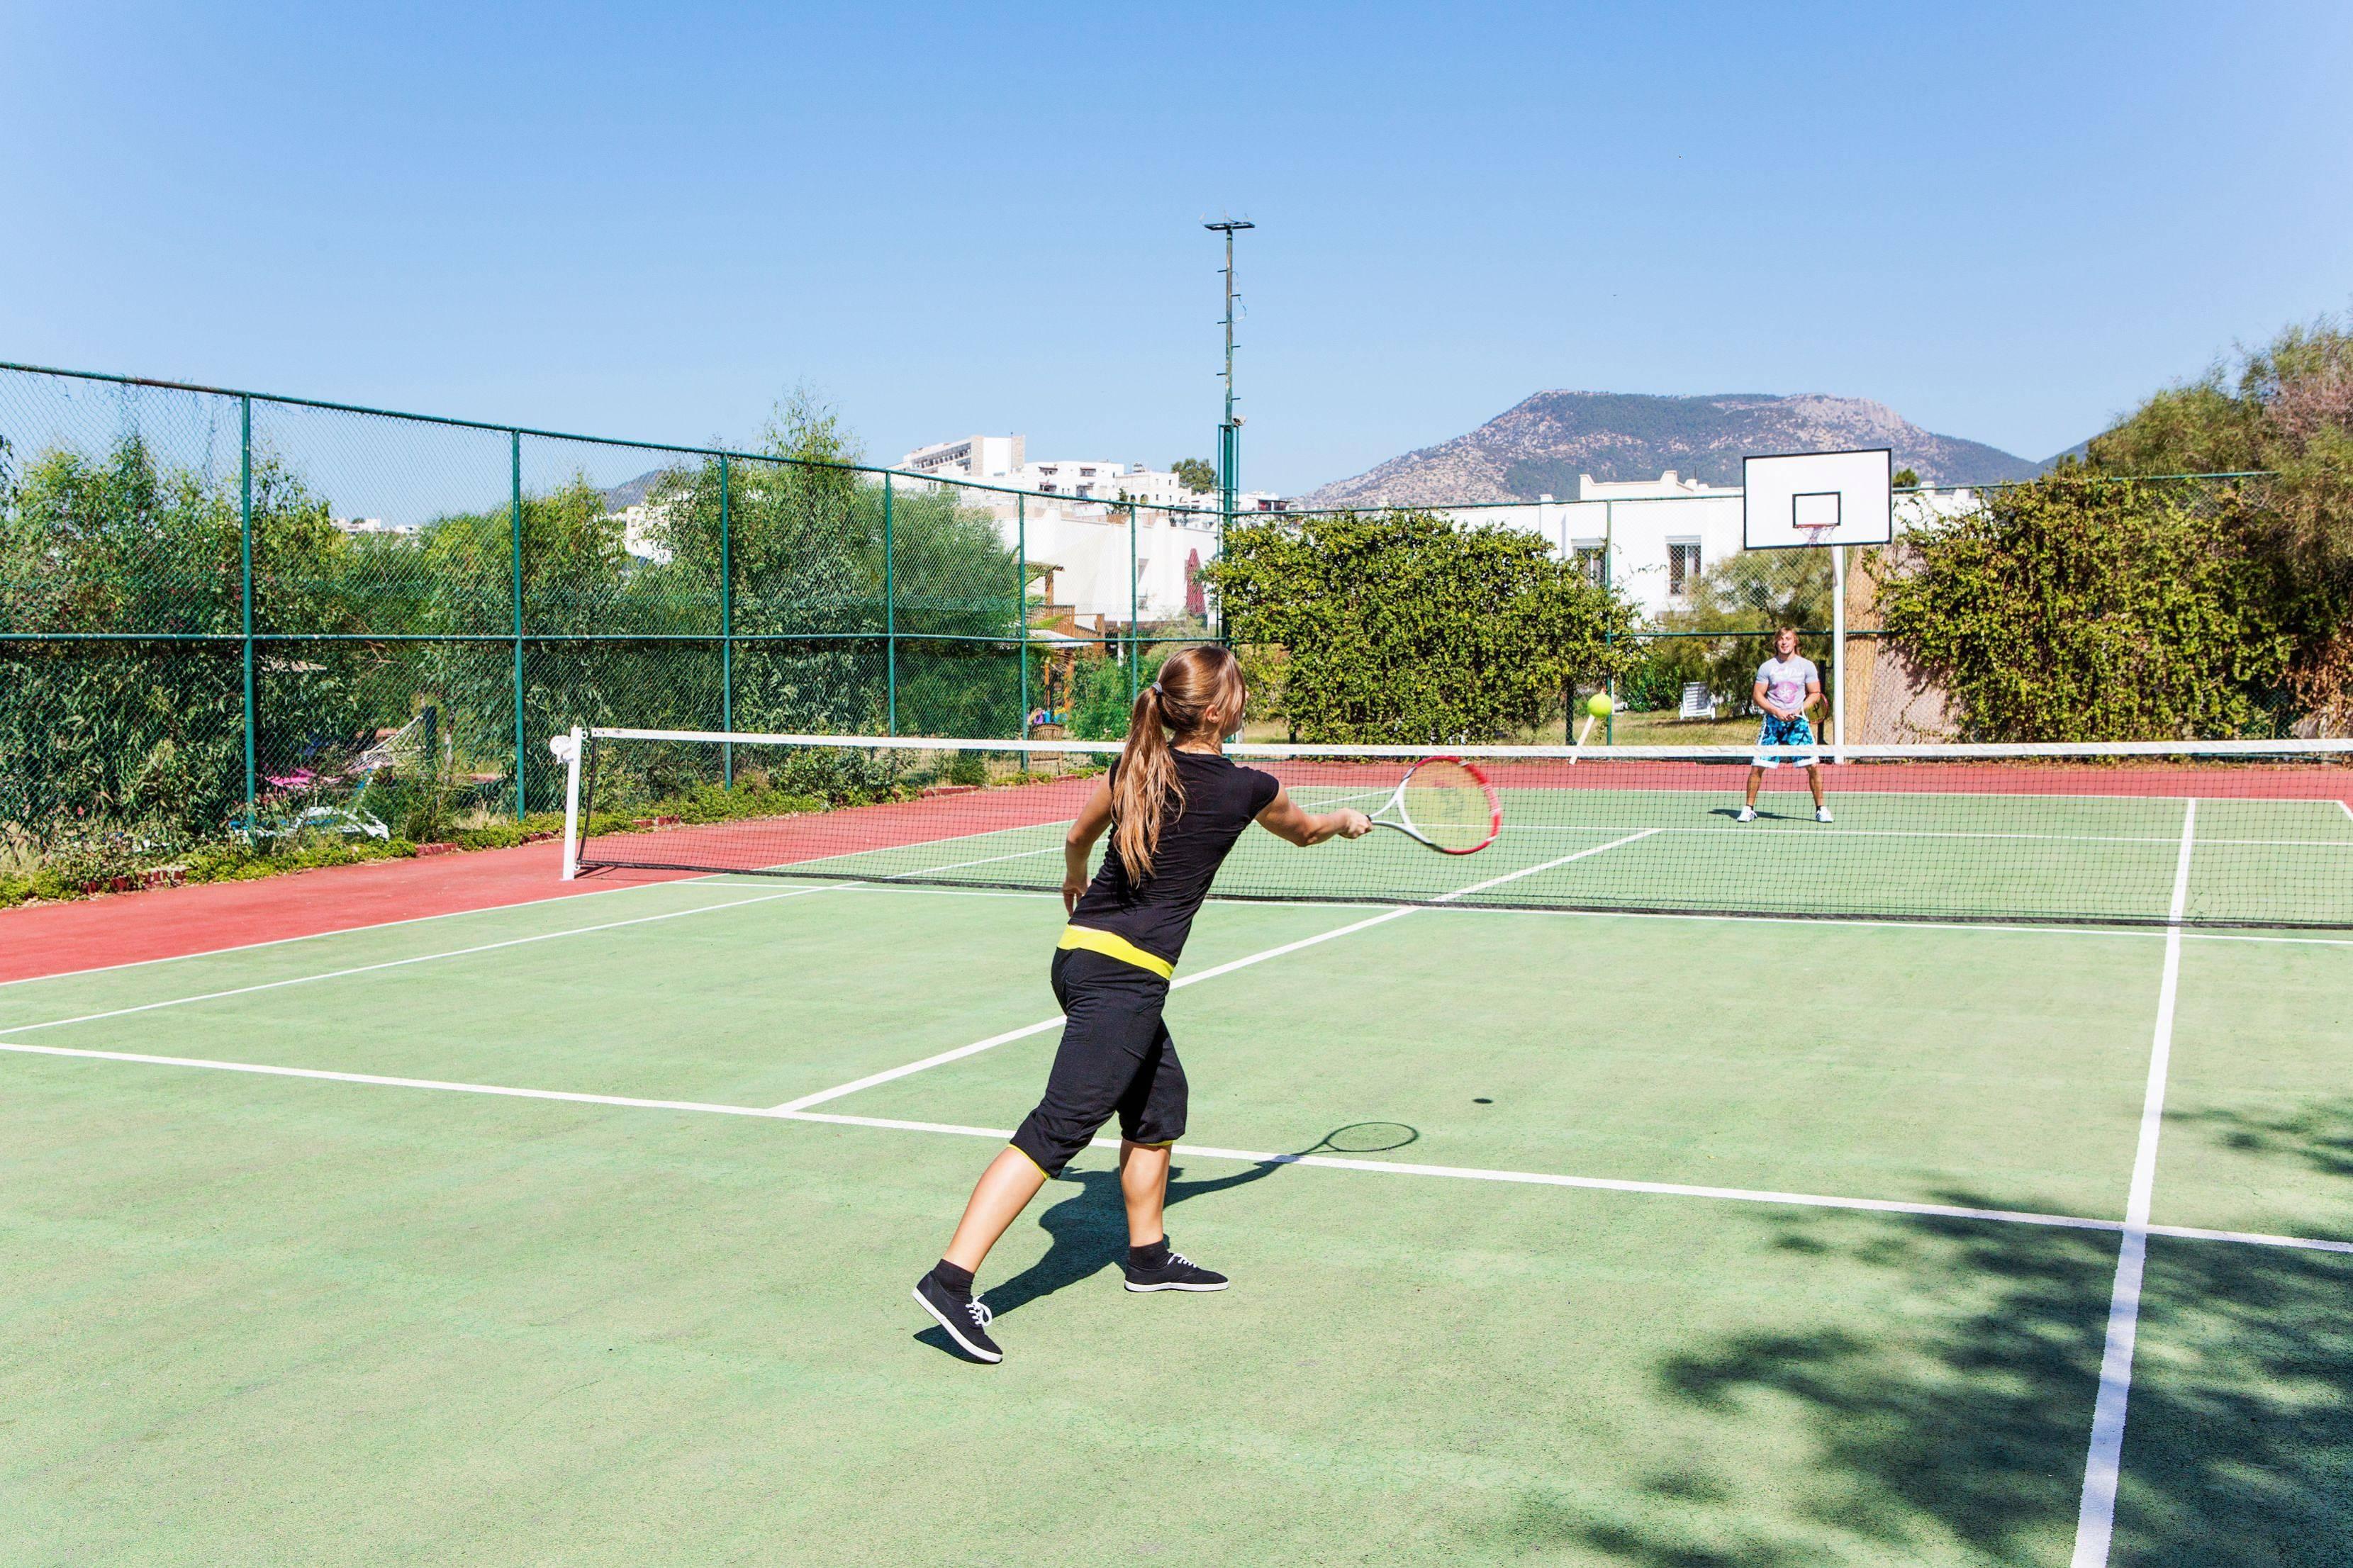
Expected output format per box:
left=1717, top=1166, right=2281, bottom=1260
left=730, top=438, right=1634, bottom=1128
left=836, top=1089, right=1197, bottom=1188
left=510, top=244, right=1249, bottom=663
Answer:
left=239, top=394, right=256, bottom=822
left=557, top=726, right=584, bottom=880
left=510, top=430, right=526, bottom=821
left=1831, top=540, right=1848, bottom=763
left=719, top=454, right=733, bottom=787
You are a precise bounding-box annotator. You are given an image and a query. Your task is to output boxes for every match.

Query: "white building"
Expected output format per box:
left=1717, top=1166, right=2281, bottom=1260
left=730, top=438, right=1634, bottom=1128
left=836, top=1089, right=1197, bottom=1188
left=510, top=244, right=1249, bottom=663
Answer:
left=1426, top=471, right=1969, bottom=620
left=901, top=435, right=1027, bottom=482
left=893, top=436, right=1287, bottom=627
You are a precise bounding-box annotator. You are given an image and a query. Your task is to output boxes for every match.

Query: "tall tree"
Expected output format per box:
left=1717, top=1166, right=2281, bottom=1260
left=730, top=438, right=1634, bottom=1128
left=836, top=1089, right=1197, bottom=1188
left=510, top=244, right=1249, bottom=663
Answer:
left=1170, top=457, right=1218, bottom=494
left=2086, top=315, right=2353, bottom=730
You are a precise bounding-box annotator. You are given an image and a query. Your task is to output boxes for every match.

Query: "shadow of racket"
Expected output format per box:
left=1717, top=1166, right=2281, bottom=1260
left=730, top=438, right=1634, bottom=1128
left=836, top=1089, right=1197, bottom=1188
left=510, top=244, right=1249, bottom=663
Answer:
left=1288, top=1121, right=1421, bottom=1160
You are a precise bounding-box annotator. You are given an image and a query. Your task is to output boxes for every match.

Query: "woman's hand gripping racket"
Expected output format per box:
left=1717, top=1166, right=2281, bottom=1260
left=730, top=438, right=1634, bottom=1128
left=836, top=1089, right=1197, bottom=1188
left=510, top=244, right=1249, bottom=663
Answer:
left=1365, top=756, right=1502, bottom=856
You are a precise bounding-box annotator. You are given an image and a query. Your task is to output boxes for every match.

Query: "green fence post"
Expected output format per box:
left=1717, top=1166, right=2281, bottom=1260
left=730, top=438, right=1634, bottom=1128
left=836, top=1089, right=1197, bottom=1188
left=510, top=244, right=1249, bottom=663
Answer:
left=883, top=472, right=897, bottom=735
left=1017, top=493, right=1029, bottom=739
left=240, top=395, right=255, bottom=817
left=510, top=431, right=525, bottom=819
left=720, top=454, right=733, bottom=785
left=1126, top=503, right=1139, bottom=710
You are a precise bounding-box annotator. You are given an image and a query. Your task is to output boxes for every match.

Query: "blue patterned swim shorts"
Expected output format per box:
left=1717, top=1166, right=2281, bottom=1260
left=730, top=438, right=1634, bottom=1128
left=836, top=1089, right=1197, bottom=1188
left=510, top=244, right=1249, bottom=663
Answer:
left=1754, top=714, right=1816, bottom=768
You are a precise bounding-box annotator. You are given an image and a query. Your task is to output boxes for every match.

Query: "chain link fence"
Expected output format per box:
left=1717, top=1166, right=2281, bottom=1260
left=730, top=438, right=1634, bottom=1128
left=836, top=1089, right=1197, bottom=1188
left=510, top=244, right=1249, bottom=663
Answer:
left=1, top=364, right=1216, bottom=874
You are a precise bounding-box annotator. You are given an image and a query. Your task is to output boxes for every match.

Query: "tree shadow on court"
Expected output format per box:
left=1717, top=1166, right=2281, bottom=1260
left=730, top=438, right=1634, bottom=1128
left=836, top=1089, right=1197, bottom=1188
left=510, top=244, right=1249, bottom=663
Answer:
left=2165, top=1096, right=2353, bottom=1184
left=1490, top=1165, right=2352, bottom=1564
left=911, top=1150, right=1315, bottom=1357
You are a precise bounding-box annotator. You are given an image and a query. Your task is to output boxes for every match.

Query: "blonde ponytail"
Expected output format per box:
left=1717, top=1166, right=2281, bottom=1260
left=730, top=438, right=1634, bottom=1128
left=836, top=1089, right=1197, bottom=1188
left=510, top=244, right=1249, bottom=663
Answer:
left=1109, top=645, right=1246, bottom=880
left=1112, top=685, right=1179, bottom=880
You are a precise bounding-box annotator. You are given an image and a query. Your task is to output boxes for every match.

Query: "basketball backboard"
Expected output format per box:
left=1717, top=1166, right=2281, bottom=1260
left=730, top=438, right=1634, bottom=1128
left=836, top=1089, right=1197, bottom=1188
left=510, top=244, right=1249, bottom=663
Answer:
left=1742, top=448, right=1894, bottom=549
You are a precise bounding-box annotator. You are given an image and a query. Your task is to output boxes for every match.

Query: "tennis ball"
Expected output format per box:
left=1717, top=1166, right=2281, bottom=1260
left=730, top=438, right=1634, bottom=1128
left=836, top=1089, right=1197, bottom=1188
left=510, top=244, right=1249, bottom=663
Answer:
left=1585, top=693, right=1614, bottom=719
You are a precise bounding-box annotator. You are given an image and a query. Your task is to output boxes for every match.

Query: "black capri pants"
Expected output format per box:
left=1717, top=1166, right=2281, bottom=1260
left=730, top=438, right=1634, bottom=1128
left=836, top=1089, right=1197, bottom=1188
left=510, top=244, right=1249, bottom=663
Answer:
left=1009, top=947, right=1189, bottom=1177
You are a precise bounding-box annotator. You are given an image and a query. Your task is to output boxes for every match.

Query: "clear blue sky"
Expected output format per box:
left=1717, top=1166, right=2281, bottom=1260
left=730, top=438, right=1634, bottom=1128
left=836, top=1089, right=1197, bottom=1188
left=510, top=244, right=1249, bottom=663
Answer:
left=4, top=1, right=2348, bottom=493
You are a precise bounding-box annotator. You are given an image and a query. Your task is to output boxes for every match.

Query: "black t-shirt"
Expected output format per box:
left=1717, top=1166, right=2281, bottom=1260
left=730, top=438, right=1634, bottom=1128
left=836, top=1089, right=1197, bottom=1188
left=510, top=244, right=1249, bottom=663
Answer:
left=1070, top=750, right=1282, bottom=967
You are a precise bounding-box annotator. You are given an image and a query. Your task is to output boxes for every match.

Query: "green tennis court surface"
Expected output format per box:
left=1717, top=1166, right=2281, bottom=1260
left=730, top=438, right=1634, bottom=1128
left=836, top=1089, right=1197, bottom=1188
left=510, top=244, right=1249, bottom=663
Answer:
left=4, top=860, right=2349, bottom=1562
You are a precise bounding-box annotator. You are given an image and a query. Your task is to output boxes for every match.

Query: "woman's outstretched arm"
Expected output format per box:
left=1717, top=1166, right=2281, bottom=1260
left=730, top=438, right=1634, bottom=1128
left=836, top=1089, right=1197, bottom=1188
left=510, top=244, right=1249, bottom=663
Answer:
left=1063, top=779, right=1114, bottom=912
left=1255, top=789, right=1371, bottom=847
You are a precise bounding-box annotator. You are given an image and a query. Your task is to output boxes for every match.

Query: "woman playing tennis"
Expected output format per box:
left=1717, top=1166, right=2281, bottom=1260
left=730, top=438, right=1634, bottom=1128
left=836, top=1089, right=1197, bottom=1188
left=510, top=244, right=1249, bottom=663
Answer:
left=913, top=644, right=1370, bottom=1362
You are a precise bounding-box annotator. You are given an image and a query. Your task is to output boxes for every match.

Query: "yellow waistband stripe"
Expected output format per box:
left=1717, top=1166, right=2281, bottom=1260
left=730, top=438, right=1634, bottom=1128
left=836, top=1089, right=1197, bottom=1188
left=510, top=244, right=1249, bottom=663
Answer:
left=1058, top=924, right=1175, bottom=978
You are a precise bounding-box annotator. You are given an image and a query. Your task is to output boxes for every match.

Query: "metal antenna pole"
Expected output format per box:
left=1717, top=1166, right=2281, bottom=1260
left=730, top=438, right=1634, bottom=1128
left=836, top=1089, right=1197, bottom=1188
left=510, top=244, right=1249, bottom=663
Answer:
left=1204, top=219, right=1254, bottom=525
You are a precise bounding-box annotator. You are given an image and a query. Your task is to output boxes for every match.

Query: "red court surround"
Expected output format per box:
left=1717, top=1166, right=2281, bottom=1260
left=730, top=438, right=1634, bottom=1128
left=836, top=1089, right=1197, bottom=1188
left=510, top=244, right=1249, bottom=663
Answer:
left=0, top=841, right=694, bottom=985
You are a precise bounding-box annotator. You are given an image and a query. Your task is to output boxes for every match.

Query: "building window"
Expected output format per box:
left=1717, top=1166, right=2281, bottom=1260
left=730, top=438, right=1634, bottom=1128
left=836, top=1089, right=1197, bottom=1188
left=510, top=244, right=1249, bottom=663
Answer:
left=1040, top=483, right=1057, bottom=493
left=1079, top=466, right=1097, bottom=477
left=1572, top=542, right=1606, bottom=583
left=1668, top=540, right=1701, bottom=598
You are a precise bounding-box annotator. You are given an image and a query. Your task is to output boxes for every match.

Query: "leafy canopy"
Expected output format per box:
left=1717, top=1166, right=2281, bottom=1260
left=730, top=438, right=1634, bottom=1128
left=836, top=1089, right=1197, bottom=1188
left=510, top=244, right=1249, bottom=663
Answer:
left=1170, top=457, right=1218, bottom=493
left=1202, top=510, right=1634, bottom=743
left=1879, top=469, right=2292, bottom=741
left=2084, top=315, right=2353, bottom=729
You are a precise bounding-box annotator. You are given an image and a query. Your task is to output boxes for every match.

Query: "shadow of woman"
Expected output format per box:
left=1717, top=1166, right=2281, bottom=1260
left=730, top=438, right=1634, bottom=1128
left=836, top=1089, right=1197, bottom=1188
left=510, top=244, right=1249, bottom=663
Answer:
left=980, top=1154, right=1297, bottom=1318
left=912, top=1124, right=1419, bottom=1356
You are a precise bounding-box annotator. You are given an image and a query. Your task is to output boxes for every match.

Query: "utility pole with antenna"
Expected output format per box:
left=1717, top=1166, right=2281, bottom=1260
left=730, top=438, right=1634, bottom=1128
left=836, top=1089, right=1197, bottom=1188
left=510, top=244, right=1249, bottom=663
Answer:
left=1204, top=218, right=1253, bottom=526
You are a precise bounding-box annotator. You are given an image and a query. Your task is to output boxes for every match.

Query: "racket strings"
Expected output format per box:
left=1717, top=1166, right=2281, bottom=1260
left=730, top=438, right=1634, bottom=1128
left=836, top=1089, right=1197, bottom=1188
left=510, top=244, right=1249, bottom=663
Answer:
left=1397, top=759, right=1497, bottom=852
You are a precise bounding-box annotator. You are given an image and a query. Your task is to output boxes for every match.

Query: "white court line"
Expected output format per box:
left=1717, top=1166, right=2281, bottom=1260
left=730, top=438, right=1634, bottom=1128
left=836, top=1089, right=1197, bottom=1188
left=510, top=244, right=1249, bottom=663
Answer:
left=0, top=883, right=851, bottom=1041
left=0, top=870, right=760, bottom=993
left=2341, top=800, right=2353, bottom=825
left=879, top=842, right=1063, bottom=877
left=8, top=1036, right=2351, bottom=1258
left=765, top=906, right=1423, bottom=1113
left=0, top=1041, right=781, bottom=1117
left=2071, top=797, right=2196, bottom=1568
left=768, top=828, right=1665, bottom=1115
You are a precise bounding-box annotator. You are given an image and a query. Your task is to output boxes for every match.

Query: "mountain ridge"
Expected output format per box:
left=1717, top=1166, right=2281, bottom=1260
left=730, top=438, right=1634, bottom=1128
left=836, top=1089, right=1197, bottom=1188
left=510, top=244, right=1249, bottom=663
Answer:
left=1302, top=391, right=2057, bottom=505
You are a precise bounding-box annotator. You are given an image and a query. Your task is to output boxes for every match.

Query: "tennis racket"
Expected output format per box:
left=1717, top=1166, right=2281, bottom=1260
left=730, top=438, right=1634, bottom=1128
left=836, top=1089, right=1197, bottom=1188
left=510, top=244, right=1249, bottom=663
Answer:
left=1365, top=755, right=1502, bottom=855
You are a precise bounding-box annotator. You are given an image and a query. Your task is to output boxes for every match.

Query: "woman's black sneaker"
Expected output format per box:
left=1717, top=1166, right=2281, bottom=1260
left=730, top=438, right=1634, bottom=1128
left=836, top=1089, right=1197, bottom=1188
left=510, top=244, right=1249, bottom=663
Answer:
left=912, top=1272, right=1002, bottom=1362
left=1122, top=1249, right=1229, bottom=1293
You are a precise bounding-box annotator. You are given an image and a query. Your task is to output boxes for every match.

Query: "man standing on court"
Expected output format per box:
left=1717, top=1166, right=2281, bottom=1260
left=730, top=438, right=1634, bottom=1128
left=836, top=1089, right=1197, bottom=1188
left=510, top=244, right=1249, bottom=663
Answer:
left=1738, top=625, right=1832, bottom=824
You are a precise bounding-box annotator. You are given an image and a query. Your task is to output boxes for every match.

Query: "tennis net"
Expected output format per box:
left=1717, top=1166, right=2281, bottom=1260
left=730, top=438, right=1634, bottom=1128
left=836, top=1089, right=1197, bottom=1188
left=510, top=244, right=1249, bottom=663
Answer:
left=556, top=728, right=2353, bottom=930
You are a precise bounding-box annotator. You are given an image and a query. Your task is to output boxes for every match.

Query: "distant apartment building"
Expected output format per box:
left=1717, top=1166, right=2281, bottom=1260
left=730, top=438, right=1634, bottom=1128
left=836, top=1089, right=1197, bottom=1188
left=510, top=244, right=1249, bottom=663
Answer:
left=901, top=434, right=1027, bottom=482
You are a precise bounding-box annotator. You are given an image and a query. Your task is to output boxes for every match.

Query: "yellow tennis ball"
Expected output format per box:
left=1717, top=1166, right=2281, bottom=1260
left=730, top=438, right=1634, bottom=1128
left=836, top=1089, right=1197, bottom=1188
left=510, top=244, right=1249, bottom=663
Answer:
left=1585, top=693, right=1614, bottom=719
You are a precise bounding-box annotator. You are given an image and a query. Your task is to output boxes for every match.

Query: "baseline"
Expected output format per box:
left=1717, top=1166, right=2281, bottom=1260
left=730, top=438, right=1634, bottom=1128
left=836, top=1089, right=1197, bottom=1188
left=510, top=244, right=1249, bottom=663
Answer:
left=6, top=1035, right=2349, bottom=1258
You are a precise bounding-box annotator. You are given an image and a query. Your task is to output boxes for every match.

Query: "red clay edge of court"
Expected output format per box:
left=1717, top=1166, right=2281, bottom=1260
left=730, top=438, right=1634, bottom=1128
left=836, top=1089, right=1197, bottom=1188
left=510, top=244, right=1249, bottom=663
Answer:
left=0, top=841, right=699, bottom=985
left=1, top=780, right=1094, bottom=985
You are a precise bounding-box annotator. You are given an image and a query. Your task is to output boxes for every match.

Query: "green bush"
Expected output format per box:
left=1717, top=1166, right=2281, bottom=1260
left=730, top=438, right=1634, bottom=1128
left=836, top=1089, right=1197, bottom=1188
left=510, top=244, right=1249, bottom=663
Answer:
left=1880, top=469, right=2293, bottom=741
left=1066, top=648, right=1166, bottom=741
left=1202, top=511, right=1633, bottom=743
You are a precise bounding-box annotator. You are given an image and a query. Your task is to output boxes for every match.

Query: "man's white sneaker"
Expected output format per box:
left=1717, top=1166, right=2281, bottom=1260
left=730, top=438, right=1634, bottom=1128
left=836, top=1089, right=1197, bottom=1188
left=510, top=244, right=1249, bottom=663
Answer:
left=1736, top=805, right=1757, bottom=823
left=1816, top=807, right=1835, bottom=824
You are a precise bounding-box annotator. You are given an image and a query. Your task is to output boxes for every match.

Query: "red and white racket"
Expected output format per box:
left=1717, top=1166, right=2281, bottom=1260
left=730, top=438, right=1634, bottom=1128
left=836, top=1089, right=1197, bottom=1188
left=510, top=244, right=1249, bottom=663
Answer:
left=1365, top=756, right=1502, bottom=855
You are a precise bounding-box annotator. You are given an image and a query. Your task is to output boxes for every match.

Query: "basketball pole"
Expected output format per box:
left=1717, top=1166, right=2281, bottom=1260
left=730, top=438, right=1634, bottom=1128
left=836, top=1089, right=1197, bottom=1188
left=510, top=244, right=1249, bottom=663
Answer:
left=1831, top=540, right=1848, bottom=763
